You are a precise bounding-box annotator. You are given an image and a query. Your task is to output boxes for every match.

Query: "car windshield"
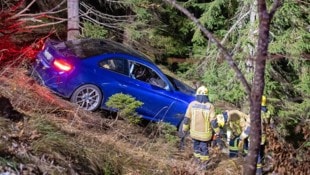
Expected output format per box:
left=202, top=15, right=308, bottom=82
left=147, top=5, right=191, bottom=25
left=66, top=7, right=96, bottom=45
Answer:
left=166, top=75, right=195, bottom=95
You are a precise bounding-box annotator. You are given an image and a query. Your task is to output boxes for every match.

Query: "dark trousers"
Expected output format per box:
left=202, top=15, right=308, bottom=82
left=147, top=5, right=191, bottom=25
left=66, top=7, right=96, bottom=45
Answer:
left=228, top=137, right=249, bottom=158
left=229, top=137, right=264, bottom=175
left=193, top=139, right=210, bottom=161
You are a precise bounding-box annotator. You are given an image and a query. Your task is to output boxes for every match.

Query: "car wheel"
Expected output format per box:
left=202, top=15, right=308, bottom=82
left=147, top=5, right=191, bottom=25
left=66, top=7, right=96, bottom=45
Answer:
left=70, top=84, right=102, bottom=111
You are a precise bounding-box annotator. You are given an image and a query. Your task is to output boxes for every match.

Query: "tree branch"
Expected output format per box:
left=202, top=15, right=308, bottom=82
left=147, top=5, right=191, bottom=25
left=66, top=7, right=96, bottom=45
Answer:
left=269, top=0, right=283, bottom=18
left=5, top=1, right=68, bottom=33
left=9, top=0, right=36, bottom=19
left=48, top=0, right=66, bottom=13
left=17, top=8, right=67, bottom=17
left=25, top=19, right=67, bottom=29
left=221, top=9, right=251, bottom=45
left=163, top=0, right=251, bottom=95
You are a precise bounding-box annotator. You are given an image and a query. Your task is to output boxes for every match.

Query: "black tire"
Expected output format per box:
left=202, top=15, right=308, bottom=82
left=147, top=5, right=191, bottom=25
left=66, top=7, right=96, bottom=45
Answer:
left=70, top=84, right=102, bottom=111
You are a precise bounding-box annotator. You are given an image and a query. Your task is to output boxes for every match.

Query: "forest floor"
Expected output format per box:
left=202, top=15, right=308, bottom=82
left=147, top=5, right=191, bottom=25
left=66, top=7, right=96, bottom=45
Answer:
left=0, top=66, right=248, bottom=175
left=0, top=55, right=308, bottom=175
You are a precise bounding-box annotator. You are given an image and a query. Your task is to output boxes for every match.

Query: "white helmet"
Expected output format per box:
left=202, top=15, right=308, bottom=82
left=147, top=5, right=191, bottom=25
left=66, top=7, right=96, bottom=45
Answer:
left=196, top=86, right=208, bottom=95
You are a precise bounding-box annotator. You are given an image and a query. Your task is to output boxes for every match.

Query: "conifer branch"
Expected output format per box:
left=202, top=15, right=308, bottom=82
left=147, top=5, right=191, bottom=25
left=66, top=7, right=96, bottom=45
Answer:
left=163, top=0, right=252, bottom=95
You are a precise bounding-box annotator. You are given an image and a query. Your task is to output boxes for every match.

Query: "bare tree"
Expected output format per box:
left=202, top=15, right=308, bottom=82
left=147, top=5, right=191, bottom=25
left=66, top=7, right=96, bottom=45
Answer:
left=246, top=1, right=258, bottom=73
left=162, top=0, right=282, bottom=174
left=0, top=0, right=67, bottom=65
left=67, top=0, right=80, bottom=40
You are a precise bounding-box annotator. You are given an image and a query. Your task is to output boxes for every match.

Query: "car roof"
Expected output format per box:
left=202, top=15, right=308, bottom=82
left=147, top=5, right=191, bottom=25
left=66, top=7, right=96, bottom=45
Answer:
left=64, top=38, right=152, bottom=61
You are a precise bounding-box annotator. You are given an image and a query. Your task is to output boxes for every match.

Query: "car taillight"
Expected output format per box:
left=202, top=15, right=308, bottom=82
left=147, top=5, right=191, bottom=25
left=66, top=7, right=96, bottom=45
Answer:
left=53, top=59, right=73, bottom=71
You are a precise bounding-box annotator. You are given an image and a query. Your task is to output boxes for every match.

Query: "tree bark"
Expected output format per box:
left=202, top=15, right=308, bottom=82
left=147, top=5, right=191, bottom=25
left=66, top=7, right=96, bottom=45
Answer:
left=245, top=0, right=282, bottom=174
left=67, top=0, right=80, bottom=40
left=163, top=0, right=282, bottom=174
left=246, top=1, right=257, bottom=73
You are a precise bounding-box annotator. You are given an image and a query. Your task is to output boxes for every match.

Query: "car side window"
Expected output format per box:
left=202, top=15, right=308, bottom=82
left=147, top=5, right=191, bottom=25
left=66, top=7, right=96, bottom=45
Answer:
left=130, top=62, right=167, bottom=89
left=100, top=58, right=128, bottom=75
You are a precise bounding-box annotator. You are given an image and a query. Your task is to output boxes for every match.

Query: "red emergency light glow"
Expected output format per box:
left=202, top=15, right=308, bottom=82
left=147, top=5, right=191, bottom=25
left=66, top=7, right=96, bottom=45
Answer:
left=53, top=59, right=72, bottom=71
left=41, top=43, right=46, bottom=51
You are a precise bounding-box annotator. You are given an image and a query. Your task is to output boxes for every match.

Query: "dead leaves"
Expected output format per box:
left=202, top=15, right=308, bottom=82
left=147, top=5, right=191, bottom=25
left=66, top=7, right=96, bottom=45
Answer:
left=265, top=126, right=310, bottom=175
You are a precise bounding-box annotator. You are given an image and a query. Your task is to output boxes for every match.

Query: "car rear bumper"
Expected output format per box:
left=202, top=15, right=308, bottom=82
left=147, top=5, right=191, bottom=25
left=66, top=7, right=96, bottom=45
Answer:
left=32, top=56, right=71, bottom=97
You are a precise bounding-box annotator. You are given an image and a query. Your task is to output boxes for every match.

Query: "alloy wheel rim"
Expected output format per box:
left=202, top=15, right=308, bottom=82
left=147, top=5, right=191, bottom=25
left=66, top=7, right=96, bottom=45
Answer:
left=76, top=87, right=100, bottom=110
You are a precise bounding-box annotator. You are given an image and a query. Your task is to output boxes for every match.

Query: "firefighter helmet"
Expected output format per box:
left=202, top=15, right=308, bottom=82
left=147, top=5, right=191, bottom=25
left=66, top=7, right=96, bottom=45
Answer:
left=196, top=86, right=208, bottom=95
left=262, top=95, right=267, bottom=106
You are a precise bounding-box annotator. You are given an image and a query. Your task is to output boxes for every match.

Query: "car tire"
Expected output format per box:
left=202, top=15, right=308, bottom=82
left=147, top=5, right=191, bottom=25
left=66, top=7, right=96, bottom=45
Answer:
left=70, top=84, right=102, bottom=111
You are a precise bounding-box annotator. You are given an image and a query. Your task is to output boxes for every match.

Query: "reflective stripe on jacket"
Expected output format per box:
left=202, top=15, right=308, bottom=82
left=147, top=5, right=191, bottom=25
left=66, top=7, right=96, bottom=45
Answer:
left=185, top=101, right=215, bottom=141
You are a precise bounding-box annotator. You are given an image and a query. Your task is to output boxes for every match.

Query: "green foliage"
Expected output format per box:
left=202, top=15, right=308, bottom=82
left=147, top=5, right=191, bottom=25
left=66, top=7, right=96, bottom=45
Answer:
left=81, top=21, right=108, bottom=39
left=294, top=61, right=310, bottom=95
left=159, top=122, right=178, bottom=145
left=0, top=157, right=18, bottom=172
left=189, top=0, right=240, bottom=57
left=82, top=0, right=309, bottom=152
left=269, top=0, right=309, bottom=58
left=276, top=97, right=309, bottom=149
left=264, top=59, right=309, bottom=145
left=119, top=0, right=195, bottom=57
left=106, top=93, right=143, bottom=125
left=147, top=122, right=178, bottom=145
left=200, top=58, right=247, bottom=106
left=196, top=0, right=227, bottom=30
left=276, top=61, right=309, bottom=121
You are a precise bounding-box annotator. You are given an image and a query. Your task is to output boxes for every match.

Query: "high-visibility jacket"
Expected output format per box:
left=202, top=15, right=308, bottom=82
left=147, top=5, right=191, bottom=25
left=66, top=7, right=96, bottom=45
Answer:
left=226, top=110, right=250, bottom=140
left=261, top=106, right=270, bottom=145
left=184, top=101, right=215, bottom=141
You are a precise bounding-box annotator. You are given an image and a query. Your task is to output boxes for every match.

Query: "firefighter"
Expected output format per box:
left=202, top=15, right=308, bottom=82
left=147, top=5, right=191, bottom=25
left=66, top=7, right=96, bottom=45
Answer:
left=261, top=95, right=271, bottom=146
left=182, top=85, right=216, bottom=169
left=257, top=95, right=271, bottom=175
left=213, top=110, right=250, bottom=157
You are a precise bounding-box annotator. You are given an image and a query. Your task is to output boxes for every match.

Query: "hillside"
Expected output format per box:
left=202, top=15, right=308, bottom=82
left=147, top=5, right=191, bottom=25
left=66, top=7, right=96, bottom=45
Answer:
left=0, top=66, right=309, bottom=175
left=0, top=1, right=309, bottom=173
left=0, top=67, right=245, bottom=175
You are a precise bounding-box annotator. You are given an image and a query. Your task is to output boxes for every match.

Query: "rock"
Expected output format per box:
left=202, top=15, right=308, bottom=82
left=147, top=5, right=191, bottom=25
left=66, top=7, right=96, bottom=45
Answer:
left=0, top=95, right=23, bottom=122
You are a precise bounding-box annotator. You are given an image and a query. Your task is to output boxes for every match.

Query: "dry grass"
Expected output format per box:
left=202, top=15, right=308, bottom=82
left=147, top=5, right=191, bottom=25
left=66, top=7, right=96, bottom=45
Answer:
left=0, top=66, right=244, bottom=175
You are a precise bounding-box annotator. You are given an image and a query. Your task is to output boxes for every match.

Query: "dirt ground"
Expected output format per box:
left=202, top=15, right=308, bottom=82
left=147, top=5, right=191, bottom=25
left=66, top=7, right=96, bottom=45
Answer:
left=0, top=68, right=309, bottom=175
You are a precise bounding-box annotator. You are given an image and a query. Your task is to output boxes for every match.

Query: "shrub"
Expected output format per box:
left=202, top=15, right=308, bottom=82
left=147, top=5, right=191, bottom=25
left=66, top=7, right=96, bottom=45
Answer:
left=146, top=122, right=178, bottom=145
left=105, top=93, right=143, bottom=125
left=81, top=22, right=108, bottom=39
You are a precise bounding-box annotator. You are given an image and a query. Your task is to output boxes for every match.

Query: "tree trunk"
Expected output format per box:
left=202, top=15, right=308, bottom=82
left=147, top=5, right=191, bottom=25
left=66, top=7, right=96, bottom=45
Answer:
left=246, top=1, right=257, bottom=73
left=244, top=0, right=282, bottom=174
left=162, top=0, right=281, bottom=173
left=67, top=0, right=80, bottom=40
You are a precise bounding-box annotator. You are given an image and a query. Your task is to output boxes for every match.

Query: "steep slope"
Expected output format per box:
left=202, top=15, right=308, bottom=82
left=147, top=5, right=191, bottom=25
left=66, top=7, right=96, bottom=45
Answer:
left=0, top=67, right=245, bottom=175
left=1, top=67, right=308, bottom=175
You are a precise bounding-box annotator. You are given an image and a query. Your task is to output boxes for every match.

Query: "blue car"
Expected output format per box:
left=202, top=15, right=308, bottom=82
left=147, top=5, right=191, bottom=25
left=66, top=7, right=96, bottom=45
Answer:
left=33, top=38, right=195, bottom=128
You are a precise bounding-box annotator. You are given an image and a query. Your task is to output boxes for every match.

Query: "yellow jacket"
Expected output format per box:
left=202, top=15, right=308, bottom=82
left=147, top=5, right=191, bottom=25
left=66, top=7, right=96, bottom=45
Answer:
left=184, top=101, right=215, bottom=141
left=226, top=110, right=250, bottom=140
left=261, top=106, right=271, bottom=144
